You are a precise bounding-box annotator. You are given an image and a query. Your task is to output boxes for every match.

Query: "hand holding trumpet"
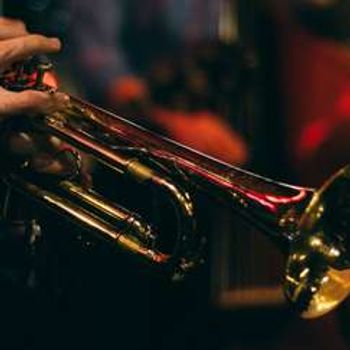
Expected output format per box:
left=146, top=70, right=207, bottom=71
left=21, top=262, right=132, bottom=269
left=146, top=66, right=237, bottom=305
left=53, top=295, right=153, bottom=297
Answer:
left=0, top=18, right=79, bottom=178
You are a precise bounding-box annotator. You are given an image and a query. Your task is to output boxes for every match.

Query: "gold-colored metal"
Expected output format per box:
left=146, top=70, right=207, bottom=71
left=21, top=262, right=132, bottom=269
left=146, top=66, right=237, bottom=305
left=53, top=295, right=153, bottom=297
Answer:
left=2, top=57, right=350, bottom=317
left=285, top=166, right=350, bottom=318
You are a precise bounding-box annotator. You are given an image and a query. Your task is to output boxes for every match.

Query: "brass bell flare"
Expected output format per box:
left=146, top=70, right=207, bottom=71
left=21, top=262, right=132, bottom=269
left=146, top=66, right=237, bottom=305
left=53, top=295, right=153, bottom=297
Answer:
left=286, top=166, right=350, bottom=318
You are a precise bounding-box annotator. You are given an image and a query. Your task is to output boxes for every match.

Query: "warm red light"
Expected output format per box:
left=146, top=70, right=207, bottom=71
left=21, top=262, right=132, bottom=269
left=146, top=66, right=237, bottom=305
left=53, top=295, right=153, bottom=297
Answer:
left=297, top=119, right=331, bottom=159
left=43, top=71, right=59, bottom=89
left=337, top=88, right=350, bottom=117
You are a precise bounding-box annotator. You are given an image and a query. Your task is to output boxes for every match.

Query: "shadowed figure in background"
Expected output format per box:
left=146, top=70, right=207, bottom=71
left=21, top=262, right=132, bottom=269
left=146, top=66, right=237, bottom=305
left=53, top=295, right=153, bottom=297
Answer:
left=68, top=0, right=248, bottom=165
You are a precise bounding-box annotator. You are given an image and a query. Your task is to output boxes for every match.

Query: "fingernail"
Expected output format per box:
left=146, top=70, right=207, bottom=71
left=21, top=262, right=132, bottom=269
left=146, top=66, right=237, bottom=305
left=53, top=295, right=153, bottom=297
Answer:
left=49, top=37, right=61, bottom=48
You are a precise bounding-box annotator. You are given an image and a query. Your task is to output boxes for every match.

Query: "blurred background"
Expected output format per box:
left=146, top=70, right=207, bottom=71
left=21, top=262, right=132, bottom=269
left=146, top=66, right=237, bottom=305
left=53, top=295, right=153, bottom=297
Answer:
left=2, top=0, right=350, bottom=349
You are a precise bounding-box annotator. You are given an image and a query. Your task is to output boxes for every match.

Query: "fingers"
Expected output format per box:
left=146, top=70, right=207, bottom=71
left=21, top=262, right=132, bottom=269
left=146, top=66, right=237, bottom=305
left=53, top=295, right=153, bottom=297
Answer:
left=0, top=88, right=69, bottom=118
left=0, top=18, right=64, bottom=117
left=29, top=148, right=81, bottom=179
left=0, top=34, right=61, bottom=72
left=0, top=18, right=28, bottom=40
left=30, top=154, right=68, bottom=176
left=0, top=17, right=77, bottom=178
left=6, top=131, right=82, bottom=178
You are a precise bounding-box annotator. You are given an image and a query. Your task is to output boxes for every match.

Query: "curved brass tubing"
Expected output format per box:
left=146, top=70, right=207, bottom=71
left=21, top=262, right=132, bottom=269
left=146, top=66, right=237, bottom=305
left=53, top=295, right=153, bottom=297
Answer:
left=2, top=56, right=350, bottom=318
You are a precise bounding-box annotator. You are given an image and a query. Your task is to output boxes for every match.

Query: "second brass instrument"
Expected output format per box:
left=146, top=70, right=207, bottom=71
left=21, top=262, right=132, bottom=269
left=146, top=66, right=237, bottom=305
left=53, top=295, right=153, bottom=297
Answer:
left=1, top=57, right=350, bottom=319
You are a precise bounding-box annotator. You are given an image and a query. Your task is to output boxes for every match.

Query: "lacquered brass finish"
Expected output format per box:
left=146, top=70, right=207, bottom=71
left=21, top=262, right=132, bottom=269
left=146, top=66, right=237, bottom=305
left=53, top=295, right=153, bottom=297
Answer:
left=285, top=166, right=350, bottom=318
left=2, top=57, right=350, bottom=317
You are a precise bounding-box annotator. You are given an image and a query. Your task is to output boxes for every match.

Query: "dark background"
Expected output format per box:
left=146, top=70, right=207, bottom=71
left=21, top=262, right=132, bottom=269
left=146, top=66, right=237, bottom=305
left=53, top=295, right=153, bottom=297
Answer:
left=2, top=0, right=350, bottom=349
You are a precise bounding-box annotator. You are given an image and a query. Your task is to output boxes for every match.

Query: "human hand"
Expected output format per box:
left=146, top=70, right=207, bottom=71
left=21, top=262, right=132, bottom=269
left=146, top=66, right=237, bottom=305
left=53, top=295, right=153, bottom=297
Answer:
left=0, top=18, right=68, bottom=118
left=0, top=18, right=76, bottom=178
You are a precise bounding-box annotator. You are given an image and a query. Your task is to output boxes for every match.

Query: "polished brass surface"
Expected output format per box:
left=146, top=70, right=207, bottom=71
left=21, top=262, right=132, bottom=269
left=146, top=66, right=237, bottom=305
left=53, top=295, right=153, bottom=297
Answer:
left=1, top=57, right=350, bottom=317
left=285, top=166, right=350, bottom=318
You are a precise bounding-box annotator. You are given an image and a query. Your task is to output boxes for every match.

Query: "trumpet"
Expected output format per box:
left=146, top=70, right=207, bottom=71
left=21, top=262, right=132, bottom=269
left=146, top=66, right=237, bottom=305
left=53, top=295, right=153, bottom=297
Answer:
left=1, top=57, right=350, bottom=319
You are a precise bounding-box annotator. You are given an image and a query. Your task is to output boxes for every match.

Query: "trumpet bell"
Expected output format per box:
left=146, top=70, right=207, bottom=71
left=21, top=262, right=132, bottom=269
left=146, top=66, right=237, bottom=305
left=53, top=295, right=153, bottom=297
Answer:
left=286, top=165, right=350, bottom=318
left=2, top=55, right=350, bottom=318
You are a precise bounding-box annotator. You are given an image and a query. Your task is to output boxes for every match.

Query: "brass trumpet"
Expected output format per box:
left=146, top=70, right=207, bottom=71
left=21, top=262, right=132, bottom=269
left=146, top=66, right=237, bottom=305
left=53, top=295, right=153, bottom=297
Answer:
left=2, top=57, right=350, bottom=319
